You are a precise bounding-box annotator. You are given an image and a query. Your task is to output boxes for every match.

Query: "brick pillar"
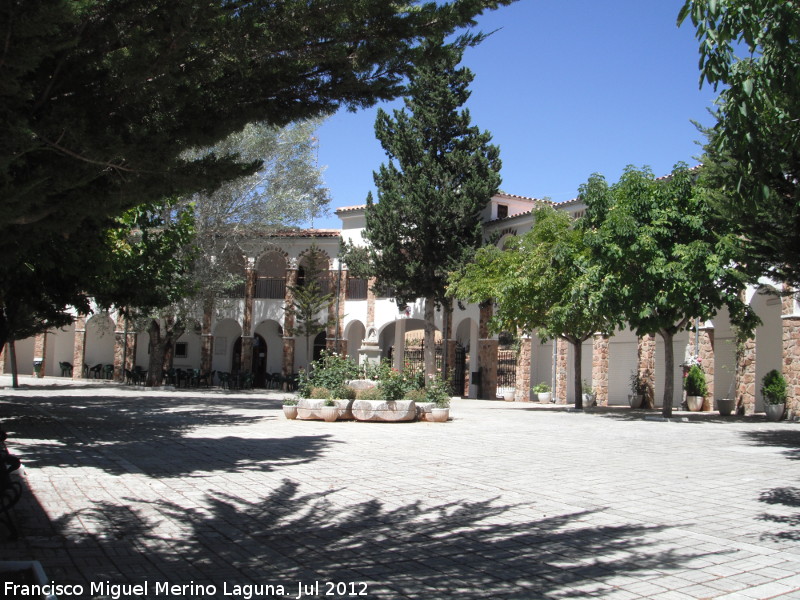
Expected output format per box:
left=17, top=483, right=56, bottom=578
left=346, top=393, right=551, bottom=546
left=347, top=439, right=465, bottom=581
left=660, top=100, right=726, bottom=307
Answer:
left=697, top=325, right=715, bottom=411
left=737, top=336, right=757, bottom=415
left=782, top=293, right=800, bottom=420
left=33, top=332, right=47, bottom=377
left=72, top=316, right=87, bottom=379
left=638, top=334, right=656, bottom=408
left=367, top=277, right=377, bottom=330
left=515, top=337, right=532, bottom=402
left=555, top=337, right=568, bottom=404
left=240, top=258, right=256, bottom=372
left=327, top=266, right=347, bottom=354
left=592, top=333, right=610, bottom=406
left=478, top=303, right=497, bottom=399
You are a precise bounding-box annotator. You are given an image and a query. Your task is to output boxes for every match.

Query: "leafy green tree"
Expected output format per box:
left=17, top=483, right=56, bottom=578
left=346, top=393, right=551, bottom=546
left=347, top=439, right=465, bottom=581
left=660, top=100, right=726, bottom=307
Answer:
left=1, top=0, right=514, bottom=355
left=449, top=206, right=617, bottom=409
left=285, top=246, right=335, bottom=371
left=678, top=1, right=800, bottom=286
left=584, top=164, right=758, bottom=417
left=359, top=40, right=502, bottom=377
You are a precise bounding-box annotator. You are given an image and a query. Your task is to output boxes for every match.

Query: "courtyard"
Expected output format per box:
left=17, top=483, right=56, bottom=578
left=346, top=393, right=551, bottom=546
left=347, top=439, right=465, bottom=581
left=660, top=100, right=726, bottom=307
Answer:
left=1, top=376, right=799, bottom=600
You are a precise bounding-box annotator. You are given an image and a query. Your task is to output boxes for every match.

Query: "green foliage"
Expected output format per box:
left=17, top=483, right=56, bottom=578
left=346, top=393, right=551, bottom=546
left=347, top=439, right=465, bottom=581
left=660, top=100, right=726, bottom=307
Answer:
left=532, top=382, right=551, bottom=393
left=323, top=398, right=337, bottom=407
left=684, top=365, right=708, bottom=397
left=424, top=376, right=452, bottom=408
left=378, top=368, right=412, bottom=402
left=304, top=350, right=359, bottom=395
left=403, top=388, right=428, bottom=402
left=310, top=387, right=332, bottom=399
left=282, top=397, right=298, bottom=407
left=355, top=387, right=384, bottom=401
left=679, top=1, right=800, bottom=286
left=761, top=369, right=787, bottom=405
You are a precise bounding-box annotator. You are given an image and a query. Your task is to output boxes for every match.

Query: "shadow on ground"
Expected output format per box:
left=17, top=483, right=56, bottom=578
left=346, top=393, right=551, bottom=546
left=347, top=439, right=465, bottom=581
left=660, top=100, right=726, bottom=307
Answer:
left=0, top=397, right=334, bottom=477
left=15, top=480, right=706, bottom=600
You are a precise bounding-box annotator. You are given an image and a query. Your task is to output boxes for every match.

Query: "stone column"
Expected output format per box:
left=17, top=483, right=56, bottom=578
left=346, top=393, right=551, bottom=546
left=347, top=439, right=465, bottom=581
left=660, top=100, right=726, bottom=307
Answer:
left=555, top=337, right=568, bottom=404
left=0, top=344, right=6, bottom=374
left=737, top=336, right=757, bottom=415
left=240, top=257, right=256, bottom=372
left=113, top=316, right=127, bottom=382
left=514, top=337, right=532, bottom=402
left=72, top=316, right=87, bottom=379
left=592, top=333, right=610, bottom=406
left=638, top=334, right=656, bottom=408
left=33, top=332, right=47, bottom=377
left=327, top=265, right=347, bottom=354
left=477, top=303, right=497, bottom=400
left=782, top=293, right=800, bottom=420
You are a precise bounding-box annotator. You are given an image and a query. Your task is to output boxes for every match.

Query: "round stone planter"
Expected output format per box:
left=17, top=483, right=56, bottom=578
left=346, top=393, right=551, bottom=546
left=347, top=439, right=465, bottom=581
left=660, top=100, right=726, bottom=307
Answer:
left=628, top=394, right=643, bottom=409
left=765, top=402, right=785, bottom=422
left=716, top=398, right=735, bottom=417
left=416, top=402, right=435, bottom=422
left=686, top=395, right=704, bottom=412
left=320, top=405, right=339, bottom=422
left=582, top=393, right=597, bottom=407
left=536, top=392, right=552, bottom=403
left=351, top=399, right=416, bottom=422
left=282, top=405, right=298, bottom=420
left=430, top=407, right=450, bottom=422
left=503, top=392, right=515, bottom=402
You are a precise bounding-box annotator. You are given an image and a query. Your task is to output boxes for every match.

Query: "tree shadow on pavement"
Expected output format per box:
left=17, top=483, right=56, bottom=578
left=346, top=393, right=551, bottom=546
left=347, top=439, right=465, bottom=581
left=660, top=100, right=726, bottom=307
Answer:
left=0, top=398, right=335, bottom=477
left=28, top=480, right=709, bottom=600
left=758, top=486, right=800, bottom=543
left=741, top=430, right=800, bottom=461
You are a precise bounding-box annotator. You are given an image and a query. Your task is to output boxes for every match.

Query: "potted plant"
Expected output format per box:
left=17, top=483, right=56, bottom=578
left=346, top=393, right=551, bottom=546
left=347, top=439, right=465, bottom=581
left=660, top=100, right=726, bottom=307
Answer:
left=320, top=398, right=339, bottom=422
left=282, top=397, right=299, bottom=420
left=761, top=369, right=787, bottom=422
left=628, top=371, right=644, bottom=408
left=532, top=382, right=552, bottom=403
left=426, top=376, right=452, bottom=422
left=582, top=379, right=596, bottom=407
left=684, top=364, right=707, bottom=412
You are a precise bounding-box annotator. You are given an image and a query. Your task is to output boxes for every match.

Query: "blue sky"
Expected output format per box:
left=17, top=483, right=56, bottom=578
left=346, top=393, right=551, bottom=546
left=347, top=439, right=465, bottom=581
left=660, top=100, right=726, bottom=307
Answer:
left=309, top=0, right=717, bottom=229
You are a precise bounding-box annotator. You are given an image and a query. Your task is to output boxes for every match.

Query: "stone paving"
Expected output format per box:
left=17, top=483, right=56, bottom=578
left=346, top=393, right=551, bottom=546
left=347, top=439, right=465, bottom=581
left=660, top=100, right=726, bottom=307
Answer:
left=1, top=376, right=799, bottom=600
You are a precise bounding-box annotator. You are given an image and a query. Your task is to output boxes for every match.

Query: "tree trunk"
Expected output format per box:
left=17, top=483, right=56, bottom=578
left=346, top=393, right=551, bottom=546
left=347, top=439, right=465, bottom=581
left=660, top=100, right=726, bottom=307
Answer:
left=569, top=337, right=583, bottom=410
left=660, top=329, right=675, bottom=418
left=9, top=340, right=18, bottom=389
left=145, top=317, right=185, bottom=387
left=423, top=297, right=436, bottom=379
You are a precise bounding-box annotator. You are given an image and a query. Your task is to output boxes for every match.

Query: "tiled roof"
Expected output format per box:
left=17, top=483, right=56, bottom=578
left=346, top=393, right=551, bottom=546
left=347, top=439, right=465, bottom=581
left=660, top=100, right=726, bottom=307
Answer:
left=335, top=205, right=367, bottom=214
left=258, top=229, right=341, bottom=238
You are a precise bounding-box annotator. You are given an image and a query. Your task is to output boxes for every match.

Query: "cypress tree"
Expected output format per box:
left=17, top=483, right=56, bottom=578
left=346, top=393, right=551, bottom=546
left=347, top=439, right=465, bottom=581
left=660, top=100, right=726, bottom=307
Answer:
left=363, top=40, right=502, bottom=378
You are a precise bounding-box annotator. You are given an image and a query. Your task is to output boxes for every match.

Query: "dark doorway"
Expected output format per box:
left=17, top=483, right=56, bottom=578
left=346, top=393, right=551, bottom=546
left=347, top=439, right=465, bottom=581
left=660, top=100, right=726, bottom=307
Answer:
left=231, top=334, right=268, bottom=386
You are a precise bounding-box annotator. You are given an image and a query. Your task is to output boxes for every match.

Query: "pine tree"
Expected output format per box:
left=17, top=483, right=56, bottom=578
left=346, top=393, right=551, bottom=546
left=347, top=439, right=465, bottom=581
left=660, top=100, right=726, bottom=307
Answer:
left=362, top=40, right=502, bottom=377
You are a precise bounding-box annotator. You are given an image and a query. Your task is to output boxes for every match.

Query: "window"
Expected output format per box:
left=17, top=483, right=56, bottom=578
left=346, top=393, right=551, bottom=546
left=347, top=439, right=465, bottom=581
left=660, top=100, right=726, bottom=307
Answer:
left=175, top=342, right=188, bottom=359
left=496, top=204, right=509, bottom=220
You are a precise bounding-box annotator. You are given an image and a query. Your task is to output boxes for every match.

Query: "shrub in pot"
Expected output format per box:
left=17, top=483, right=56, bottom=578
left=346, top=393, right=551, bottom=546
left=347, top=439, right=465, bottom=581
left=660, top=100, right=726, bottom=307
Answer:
left=761, top=369, right=787, bottom=422
left=684, top=364, right=707, bottom=411
left=532, top=382, right=551, bottom=403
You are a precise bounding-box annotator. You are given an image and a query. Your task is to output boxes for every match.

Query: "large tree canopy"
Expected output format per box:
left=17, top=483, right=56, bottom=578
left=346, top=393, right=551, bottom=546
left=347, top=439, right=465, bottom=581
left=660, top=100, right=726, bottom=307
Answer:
left=678, top=0, right=800, bottom=286
left=1, top=0, right=514, bottom=255
left=357, top=39, right=502, bottom=377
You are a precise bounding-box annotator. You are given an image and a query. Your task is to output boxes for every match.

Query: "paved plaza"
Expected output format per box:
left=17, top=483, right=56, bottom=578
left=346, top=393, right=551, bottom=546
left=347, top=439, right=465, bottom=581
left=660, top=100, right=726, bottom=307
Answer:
left=1, top=376, right=799, bottom=600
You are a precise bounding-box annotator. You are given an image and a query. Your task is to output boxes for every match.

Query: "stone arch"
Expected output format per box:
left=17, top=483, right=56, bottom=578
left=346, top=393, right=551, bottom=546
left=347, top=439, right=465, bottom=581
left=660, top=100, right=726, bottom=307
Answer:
left=253, top=319, right=284, bottom=378
left=750, top=284, right=783, bottom=412
left=344, top=320, right=366, bottom=362
left=212, top=318, right=243, bottom=374
left=255, top=248, right=288, bottom=299
left=84, top=312, right=116, bottom=374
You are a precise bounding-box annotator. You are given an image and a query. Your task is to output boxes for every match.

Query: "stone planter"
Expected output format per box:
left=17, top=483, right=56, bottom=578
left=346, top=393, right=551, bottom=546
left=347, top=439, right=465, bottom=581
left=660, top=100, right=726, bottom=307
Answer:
left=716, top=398, right=735, bottom=416
left=503, top=391, right=515, bottom=402
left=430, top=407, right=450, bottom=422
left=765, top=403, right=786, bottom=422
left=416, top=402, right=434, bottom=422
left=582, top=393, right=597, bottom=407
left=282, top=405, right=298, bottom=420
left=320, top=405, right=339, bottom=422
left=537, top=392, right=552, bottom=403
left=628, top=394, right=643, bottom=409
left=0, top=561, right=56, bottom=600
left=297, top=398, right=353, bottom=421
left=352, top=399, right=416, bottom=422
left=686, top=395, right=704, bottom=412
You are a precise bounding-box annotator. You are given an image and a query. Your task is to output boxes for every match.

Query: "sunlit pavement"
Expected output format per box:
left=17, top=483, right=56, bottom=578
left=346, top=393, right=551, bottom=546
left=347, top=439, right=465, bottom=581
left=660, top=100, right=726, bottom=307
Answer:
left=1, top=376, right=799, bottom=599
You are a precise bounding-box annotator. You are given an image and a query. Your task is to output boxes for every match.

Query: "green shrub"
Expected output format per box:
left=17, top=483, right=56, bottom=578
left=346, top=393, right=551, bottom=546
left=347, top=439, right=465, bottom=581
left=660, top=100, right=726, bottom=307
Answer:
left=355, top=387, right=383, bottom=401
left=425, top=376, right=452, bottom=408
left=309, top=386, right=331, bottom=399
left=403, top=388, right=427, bottom=402
left=307, top=350, right=359, bottom=391
left=761, top=369, right=787, bottom=404
left=684, top=364, right=707, bottom=397
left=331, top=385, right=356, bottom=400
left=532, top=382, right=551, bottom=393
